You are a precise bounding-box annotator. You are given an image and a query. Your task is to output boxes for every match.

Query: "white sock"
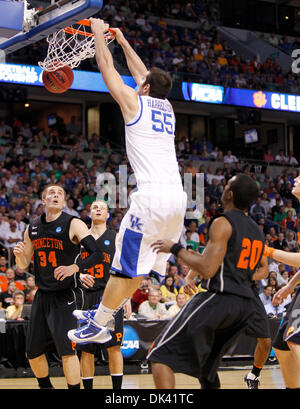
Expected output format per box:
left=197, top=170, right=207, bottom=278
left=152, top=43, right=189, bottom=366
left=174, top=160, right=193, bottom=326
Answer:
left=94, top=303, right=114, bottom=326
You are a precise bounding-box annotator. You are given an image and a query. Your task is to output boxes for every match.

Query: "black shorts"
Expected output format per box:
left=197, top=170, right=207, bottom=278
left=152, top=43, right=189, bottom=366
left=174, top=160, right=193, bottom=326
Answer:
left=273, top=288, right=300, bottom=351
left=245, top=289, right=270, bottom=339
left=26, top=287, right=84, bottom=359
left=76, top=289, right=124, bottom=354
left=147, top=291, right=254, bottom=387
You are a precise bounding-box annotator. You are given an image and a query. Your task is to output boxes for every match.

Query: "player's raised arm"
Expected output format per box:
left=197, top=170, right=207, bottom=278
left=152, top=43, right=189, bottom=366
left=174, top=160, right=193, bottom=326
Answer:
left=264, top=245, right=300, bottom=267
left=13, top=227, right=34, bottom=269
left=151, top=217, right=232, bottom=280
left=90, top=18, right=138, bottom=123
left=112, top=27, right=148, bottom=86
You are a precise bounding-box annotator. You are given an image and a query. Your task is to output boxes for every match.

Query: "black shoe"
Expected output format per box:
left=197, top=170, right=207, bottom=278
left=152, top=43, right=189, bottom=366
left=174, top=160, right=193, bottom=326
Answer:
left=244, top=373, right=260, bottom=389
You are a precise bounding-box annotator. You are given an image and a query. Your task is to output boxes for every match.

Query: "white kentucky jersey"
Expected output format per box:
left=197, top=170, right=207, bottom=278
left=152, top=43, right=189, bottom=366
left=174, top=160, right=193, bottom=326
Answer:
left=125, top=95, right=183, bottom=190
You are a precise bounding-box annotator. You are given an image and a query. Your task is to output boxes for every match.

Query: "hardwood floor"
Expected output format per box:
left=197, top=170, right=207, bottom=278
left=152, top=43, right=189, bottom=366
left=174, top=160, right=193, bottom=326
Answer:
left=0, top=366, right=287, bottom=389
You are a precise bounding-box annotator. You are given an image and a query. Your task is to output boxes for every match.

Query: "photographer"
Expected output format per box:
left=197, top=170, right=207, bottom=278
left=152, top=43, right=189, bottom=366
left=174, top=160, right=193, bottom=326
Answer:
left=132, top=278, right=150, bottom=313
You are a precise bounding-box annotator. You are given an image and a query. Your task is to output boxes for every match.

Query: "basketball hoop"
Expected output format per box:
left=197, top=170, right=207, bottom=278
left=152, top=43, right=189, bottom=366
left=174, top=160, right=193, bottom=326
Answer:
left=38, top=19, right=115, bottom=71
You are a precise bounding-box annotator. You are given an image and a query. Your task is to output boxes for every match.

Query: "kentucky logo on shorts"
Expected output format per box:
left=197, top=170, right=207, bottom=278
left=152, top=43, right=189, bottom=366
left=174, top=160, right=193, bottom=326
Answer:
left=129, top=215, right=143, bottom=231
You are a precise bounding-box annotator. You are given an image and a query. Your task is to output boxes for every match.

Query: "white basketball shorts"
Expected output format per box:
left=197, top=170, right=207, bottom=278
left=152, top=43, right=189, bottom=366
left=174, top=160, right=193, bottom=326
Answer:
left=111, top=187, right=187, bottom=279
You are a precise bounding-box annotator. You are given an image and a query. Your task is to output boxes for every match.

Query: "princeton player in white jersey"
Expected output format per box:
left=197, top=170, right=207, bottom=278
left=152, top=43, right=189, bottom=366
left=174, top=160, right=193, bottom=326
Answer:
left=68, top=19, right=187, bottom=344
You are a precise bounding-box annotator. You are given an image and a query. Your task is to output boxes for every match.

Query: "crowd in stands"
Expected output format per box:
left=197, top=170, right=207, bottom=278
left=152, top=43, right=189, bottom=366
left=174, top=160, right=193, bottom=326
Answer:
left=0, top=113, right=299, bottom=321
left=6, top=0, right=300, bottom=95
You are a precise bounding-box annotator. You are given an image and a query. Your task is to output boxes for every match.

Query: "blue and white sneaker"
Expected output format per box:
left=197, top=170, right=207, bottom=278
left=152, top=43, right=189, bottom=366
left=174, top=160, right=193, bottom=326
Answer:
left=73, top=309, right=115, bottom=331
left=73, top=309, right=96, bottom=324
left=68, top=318, right=112, bottom=344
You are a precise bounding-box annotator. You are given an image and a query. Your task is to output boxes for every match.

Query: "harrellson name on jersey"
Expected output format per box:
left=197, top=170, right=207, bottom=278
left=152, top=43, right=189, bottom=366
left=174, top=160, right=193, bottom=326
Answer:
left=32, top=238, right=64, bottom=251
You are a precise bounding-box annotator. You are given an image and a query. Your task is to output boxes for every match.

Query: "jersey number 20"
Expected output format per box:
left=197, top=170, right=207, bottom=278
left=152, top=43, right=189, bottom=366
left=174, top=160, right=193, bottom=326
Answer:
left=236, top=238, right=263, bottom=270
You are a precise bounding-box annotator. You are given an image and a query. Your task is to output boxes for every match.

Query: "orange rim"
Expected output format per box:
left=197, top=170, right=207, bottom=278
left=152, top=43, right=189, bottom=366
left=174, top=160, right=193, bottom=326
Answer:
left=63, top=19, right=115, bottom=38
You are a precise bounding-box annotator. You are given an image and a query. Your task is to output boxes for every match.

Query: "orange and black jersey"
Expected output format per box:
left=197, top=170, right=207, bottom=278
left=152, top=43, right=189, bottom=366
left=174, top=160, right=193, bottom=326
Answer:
left=80, top=229, right=116, bottom=291
left=28, top=212, right=81, bottom=292
left=201, top=210, right=265, bottom=299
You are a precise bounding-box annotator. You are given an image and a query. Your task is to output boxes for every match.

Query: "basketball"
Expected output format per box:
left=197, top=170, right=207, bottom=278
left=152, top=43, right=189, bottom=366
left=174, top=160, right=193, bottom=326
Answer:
left=42, top=65, right=74, bottom=94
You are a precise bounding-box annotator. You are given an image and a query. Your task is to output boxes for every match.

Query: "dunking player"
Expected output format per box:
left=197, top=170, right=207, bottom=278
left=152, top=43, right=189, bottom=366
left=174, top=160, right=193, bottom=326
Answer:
left=68, top=19, right=187, bottom=345
left=13, top=185, right=103, bottom=389
left=147, top=174, right=268, bottom=389
left=263, top=174, right=300, bottom=389
left=74, top=200, right=131, bottom=390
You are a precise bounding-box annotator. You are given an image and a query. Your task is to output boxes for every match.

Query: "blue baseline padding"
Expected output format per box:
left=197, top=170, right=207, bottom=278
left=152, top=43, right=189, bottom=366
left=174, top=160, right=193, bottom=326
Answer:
left=120, top=228, right=143, bottom=277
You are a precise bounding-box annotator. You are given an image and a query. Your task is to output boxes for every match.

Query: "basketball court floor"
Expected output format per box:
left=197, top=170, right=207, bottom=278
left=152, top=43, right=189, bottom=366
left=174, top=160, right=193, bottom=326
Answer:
left=0, top=364, right=287, bottom=389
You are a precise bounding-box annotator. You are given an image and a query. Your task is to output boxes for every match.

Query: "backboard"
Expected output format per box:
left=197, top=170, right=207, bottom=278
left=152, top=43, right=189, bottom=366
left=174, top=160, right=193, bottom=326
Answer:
left=0, top=0, right=103, bottom=59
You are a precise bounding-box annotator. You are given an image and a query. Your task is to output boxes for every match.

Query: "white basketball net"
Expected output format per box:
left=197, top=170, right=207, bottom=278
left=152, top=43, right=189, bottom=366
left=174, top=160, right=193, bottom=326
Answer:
left=39, top=20, right=115, bottom=72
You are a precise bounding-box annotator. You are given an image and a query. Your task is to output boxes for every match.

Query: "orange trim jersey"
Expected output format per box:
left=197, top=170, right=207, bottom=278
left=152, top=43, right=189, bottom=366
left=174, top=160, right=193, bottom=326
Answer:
left=80, top=229, right=116, bottom=291
left=201, top=210, right=265, bottom=298
left=28, top=212, right=81, bottom=292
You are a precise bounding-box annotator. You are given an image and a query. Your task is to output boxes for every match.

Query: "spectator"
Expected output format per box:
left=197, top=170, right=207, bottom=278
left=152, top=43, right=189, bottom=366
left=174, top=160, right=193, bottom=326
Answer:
left=199, top=226, right=208, bottom=246
left=15, top=211, right=27, bottom=234
left=160, top=275, right=178, bottom=305
left=273, top=205, right=286, bottom=224
left=210, top=146, right=221, bottom=161
left=257, top=216, right=268, bottom=235
left=268, top=33, right=279, bottom=47
left=5, top=290, right=25, bottom=320
left=0, top=267, right=24, bottom=292
left=271, top=198, right=284, bottom=219
left=138, top=289, right=170, bottom=320
left=3, top=220, right=23, bottom=264
left=277, top=270, right=289, bottom=287
left=186, top=221, right=200, bottom=243
left=168, top=293, right=187, bottom=318
left=0, top=280, right=17, bottom=309
left=223, top=150, right=238, bottom=164
left=64, top=198, right=80, bottom=217
left=264, top=149, right=274, bottom=163
left=267, top=276, right=279, bottom=296
left=281, top=210, right=298, bottom=232
left=260, top=192, right=271, bottom=215
left=286, top=151, right=298, bottom=166
left=284, top=199, right=297, bottom=218
left=185, top=230, right=198, bottom=251
left=259, top=285, right=273, bottom=306
left=168, top=264, right=184, bottom=290
left=286, top=230, right=297, bottom=250
left=206, top=178, right=222, bottom=202
left=275, top=150, right=287, bottom=164
left=132, top=278, right=150, bottom=313
left=273, top=232, right=288, bottom=250
left=0, top=215, right=9, bottom=242
left=250, top=197, right=266, bottom=221
left=0, top=255, right=8, bottom=275
left=23, top=276, right=38, bottom=303
left=82, top=189, right=96, bottom=207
